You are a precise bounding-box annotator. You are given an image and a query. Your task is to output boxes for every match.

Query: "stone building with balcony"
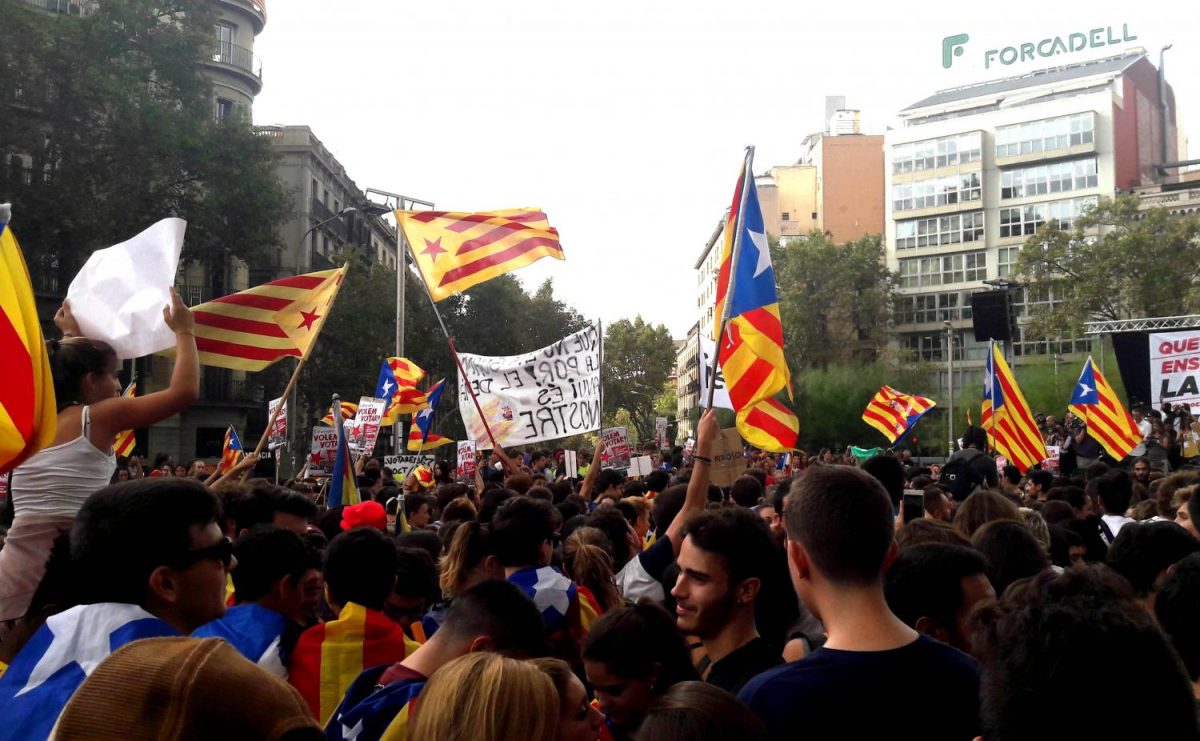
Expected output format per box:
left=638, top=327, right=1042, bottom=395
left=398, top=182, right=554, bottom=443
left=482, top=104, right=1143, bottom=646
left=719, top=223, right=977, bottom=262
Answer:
left=207, top=0, right=265, bottom=121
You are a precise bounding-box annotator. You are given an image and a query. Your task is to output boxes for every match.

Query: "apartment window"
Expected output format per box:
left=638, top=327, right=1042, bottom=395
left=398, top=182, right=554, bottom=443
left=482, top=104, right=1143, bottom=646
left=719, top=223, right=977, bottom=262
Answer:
left=895, top=211, right=984, bottom=250
left=334, top=200, right=341, bottom=215
left=898, top=251, right=986, bottom=288
left=892, top=172, right=981, bottom=212
left=893, top=132, right=981, bottom=174
left=997, top=246, right=1020, bottom=277
left=998, top=196, right=1098, bottom=238
left=810, top=212, right=817, bottom=220
left=1000, top=158, right=1098, bottom=199
left=311, top=178, right=319, bottom=201
left=214, top=23, right=236, bottom=62
left=322, top=235, right=329, bottom=255
left=781, top=212, right=790, bottom=221
left=995, top=112, right=1094, bottom=158
left=214, top=98, right=234, bottom=122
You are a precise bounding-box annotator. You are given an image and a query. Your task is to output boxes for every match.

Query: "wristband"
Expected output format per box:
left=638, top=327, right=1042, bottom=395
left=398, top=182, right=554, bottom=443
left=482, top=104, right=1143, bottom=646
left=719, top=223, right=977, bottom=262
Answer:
left=692, top=455, right=712, bottom=464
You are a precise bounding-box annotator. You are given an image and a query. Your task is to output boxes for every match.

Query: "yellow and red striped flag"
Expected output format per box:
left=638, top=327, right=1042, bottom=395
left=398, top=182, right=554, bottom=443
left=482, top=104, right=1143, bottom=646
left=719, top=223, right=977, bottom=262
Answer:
left=395, top=209, right=564, bottom=301
left=378, top=357, right=428, bottom=426
left=406, top=425, right=453, bottom=452
left=862, top=386, right=936, bottom=444
left=1068, top=356, right=1140, bottom=461
left=0, top=217, right=56, bottom=474
left=983, top=341, right=1046, bottom=472
left=190, top=265, right=349, bottom=371
left=113, top=382, right=137, bottom=457
left=319, top=401, right=358, bottom=427
left=712, top=151, right=798, bottom=452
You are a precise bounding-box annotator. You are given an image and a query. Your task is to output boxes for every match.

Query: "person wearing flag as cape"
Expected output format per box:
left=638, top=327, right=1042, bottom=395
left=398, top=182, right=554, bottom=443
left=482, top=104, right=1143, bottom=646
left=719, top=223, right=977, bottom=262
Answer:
left=0, top=215, right=201, bottom=631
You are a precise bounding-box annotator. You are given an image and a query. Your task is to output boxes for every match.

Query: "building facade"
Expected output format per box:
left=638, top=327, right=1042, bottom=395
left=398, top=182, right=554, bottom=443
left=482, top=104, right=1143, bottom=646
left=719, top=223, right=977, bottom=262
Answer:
left=886, top=51, right=1179, bottom=371
left=206, top=0, right=267, bottom=121
left=675, top=322, right=700, bottom=444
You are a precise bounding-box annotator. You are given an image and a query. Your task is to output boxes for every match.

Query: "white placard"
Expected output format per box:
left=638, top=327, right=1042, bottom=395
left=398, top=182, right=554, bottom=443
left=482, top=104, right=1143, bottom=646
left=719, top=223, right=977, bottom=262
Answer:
left=351, top=396, right=387, bottom=454
left=384, top=454, right=435, bottom=480
left=66, top=218, right=185, bottom=359
left=698, top=335, right=734, bottom=410
left=309, top=426, right=339, bottom=475
left=600, top=427, right=631, bottom=470
left=628, top=455, right=654, bottom=477
left=458, top=325, right=601, bottom=448
left=1150, top=331, right=1200, bottom=414
left=267, top=396, right=288, bottom=450
left=457, top=441, right=477, bottom=481
left=655, top=416, right=668, bottom=448
left=564, top=450, right=578, bottom=479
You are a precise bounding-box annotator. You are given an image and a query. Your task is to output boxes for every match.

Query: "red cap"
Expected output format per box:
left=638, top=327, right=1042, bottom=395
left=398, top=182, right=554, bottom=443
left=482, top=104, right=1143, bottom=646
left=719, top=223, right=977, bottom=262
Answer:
left=340, top=501, right=387, bottom=532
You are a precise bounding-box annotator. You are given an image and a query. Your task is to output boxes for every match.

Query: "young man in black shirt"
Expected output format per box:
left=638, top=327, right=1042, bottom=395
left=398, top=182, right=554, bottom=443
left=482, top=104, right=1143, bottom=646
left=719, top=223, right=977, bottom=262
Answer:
left=672, top=506, right=782, bottom=695
left=739, top=465, right=980, bottom=740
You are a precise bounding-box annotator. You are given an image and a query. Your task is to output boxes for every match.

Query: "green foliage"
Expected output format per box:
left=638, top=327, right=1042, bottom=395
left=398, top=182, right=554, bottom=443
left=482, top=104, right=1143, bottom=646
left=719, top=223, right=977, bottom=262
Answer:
left=772, top=231, right=895, bottom=370
left=0, top=0, right=289, bottom=283
left=1016, top=195, right=1200, bottom=337
left=601, top=317, right=676, bottom=442
left=793, top=360, right=935, bottom=453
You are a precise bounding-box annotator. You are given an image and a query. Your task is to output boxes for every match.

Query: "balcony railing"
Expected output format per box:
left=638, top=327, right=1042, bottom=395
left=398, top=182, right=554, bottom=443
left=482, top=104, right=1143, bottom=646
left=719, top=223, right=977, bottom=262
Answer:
left=210, top=43, right=262, bottom=81
left=19, top=0, right=94, bottom=15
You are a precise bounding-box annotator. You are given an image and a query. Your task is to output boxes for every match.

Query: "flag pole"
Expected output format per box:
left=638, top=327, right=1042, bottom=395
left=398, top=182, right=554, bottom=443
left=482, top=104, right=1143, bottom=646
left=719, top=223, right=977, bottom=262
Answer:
left=395, top=213, right=502, bottom=451
left=241, top=263, right=352, bottom=480
left=598, top=318, right=604, bottom=423
left=705, top=146, right=755, bottom=409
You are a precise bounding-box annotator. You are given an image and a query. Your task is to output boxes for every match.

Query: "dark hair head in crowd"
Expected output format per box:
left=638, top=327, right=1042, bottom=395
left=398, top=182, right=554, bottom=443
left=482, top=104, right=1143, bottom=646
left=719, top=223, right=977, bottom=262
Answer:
left=1106, top=521, right=1200, bottom=599
left=1155, top=552, right=1200, bottom=683
left=953, top=490, right=1020, bottom=539
left=491, top=497, right=558, bottom=569
left=636, top=681, right=767, bottom=741
left=233, top=480, right=317, bottom=536
left=323, top=527, right=397, bottom=611
left=1001, top=465, right=1021, bottom=487
left=439, top=581, right=548, bottom=658
left=71, top=478, right=226, bottom=632
left=395, top=528, right=442, bottom=564
left=47, top=337, right=118, bottom=411
left=230, top=525, right=319, bottom=607
left=861, top=455, right=905, bottom=509
left=972, top=567, right=1197, bottom=741
left=586, top=506, right=637, bottom=572
left=385, top=546, right=439, bottom=627
left=971, top=520, right=1049, bottom=598
left=896, top=518, right=972, bottom=550
left=651, top=485, right=688, bottom=538
left=645, top=470, right=671, bottom=494
left=884, top=542, right=992, bottom=652
left=786, top=465, right=895, bottom=585
left=1096, top=470, right=1134, bottom=516
left=477, top=488, right=515, bottom=525
left=595, top=468, right=625, bottom=496
left=730, top=475, right=765, bottom=508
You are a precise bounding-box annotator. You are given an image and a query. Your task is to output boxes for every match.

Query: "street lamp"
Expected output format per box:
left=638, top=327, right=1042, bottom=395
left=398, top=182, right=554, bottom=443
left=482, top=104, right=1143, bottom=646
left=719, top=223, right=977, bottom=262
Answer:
left=364, top=188, right=435, bottom=360
left=945, top=320, right=954, bottom=458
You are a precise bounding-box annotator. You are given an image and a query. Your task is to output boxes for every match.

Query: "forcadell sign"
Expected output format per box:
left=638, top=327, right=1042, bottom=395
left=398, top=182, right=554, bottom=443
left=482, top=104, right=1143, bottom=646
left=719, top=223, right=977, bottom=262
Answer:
left=942, top=24, right=1137, bottom=70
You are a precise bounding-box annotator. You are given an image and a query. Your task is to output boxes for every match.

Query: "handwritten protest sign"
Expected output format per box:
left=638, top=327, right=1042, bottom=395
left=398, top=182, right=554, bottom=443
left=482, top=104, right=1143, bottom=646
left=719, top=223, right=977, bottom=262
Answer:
left=384, top=454, right=435, bottom=480
left=655, top=417, right=668, bottom=448
left=458, top=325, right=601, bottom=448
left=457, top=441, right=477, bottom=481
left=351, top=397, right=387, bottom=454
left=600, top=427, right=631, bottom=470
left=709, top=429, right=746, bottom=487
left=309, top=427, right=339, bottom=475
left=1043, top=445, right=1060, bottom=472
left=698, top=335, right=733, bottom=410
left=267, top=397, right=287, bottom=450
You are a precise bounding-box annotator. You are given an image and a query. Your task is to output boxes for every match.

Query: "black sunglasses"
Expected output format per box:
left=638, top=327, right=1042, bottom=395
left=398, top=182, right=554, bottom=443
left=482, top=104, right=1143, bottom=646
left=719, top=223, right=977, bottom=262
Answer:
left=170, top=537, right=233, bottom=570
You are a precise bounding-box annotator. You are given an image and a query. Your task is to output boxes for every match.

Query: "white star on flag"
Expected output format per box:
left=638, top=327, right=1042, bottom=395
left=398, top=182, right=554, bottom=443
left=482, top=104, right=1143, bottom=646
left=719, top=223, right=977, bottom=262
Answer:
left=382, top=378, right=394, bottom=396
left=1079, top=382, right=1093, bottom=397
left=748, top=229, right=771, bottom=278
left=530, top=567, right=571, bottom=616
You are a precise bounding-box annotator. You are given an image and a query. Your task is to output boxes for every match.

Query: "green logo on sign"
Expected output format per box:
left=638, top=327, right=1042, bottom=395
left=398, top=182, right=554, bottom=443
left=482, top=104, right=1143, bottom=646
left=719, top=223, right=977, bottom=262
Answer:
left=942, top=34, right=970, bottom=69
left=942, top=24, right=1138, bottom=71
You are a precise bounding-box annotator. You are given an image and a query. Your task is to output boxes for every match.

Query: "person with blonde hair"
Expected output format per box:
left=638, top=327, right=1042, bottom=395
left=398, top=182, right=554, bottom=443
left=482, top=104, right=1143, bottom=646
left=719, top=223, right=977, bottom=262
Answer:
left=563, top=526, right=624, bottom=615
left=530, top=657, right=604, bottom=741
left=408, top=652, right=558, bottom=741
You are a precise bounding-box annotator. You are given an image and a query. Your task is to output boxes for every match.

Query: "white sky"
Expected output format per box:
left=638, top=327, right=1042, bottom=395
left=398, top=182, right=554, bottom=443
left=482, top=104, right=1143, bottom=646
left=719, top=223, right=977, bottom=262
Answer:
left=252, top=1, right=1197, bottom=339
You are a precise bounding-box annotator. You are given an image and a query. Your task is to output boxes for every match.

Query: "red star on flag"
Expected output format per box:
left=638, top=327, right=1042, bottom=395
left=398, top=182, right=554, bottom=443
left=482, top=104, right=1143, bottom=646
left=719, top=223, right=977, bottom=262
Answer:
left=298, top=308, right=321, bottom=330
left=421, top=237, right=447, bottom=259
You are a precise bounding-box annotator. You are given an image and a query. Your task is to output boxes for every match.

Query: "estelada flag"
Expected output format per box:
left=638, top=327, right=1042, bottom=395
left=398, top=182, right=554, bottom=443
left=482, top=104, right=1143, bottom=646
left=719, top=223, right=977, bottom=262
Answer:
left=395, top=209, right=564, bottom=301
left=376, top=357, right=428, bottom=426
left=320, top=400, right=358, bottom=427
left=287, top=602, right=420, bottom=726
left=1069, top=356, right=1140, bottom=461
left=862, top=386, right=936, bottom=444
left=406, top=379, right=453, bottom=451
left=0, top=214, right=56, bottom=475
left=190, top=264, right=349, bottom=371
left=217, top=425, right=243, bottom=475
left=113, top=383, right=137, bottom=458
left=984, top=341, right=1047, bottom=473
left=711, top=151, right=798, bottom=452
left=328, top=412, right=360, bottom=509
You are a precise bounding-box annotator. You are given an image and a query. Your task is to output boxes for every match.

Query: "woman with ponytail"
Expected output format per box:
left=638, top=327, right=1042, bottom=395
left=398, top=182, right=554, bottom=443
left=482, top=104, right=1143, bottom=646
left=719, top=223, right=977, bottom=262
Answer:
left=563, top=526, right=624, bottom=616
left=0, top=291, right=199, bottom=625
left=422, top=520, right=505, bottom=636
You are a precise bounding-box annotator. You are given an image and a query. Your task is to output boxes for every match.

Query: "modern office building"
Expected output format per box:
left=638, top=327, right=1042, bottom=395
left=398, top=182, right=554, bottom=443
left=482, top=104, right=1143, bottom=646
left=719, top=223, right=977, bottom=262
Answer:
left=886, top=50, right=1180, bottom=370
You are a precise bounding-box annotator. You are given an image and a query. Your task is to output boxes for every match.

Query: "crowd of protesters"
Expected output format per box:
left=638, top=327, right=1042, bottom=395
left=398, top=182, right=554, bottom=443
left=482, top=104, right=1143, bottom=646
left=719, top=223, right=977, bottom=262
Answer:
left=2, top=298, right=1200, bottom=739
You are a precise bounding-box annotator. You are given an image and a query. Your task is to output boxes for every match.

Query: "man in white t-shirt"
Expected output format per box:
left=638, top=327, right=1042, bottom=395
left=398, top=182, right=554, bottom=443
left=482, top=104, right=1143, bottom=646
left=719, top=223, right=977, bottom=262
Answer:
left=1096, top=470, right=1135, bottom=545
left=1128, top=408, right=1152, bottom=459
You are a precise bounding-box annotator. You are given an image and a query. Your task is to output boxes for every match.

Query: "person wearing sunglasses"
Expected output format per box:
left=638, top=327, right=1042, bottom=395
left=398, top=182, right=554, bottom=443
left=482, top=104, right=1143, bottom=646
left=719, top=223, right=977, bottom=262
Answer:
left=0, top=477, right=234, bottom=741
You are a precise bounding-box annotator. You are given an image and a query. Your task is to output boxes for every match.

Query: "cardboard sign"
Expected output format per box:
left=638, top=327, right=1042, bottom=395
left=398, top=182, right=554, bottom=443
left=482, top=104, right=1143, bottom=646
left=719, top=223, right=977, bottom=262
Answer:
left=384, top=454, right=435, bottom=480
left=309, top=426, right=339, bottom=475
left=267, top=396, right=287, bottom=450
left=563, top=450, right=578, bottom=479
left=628, top=455, right=654, bottom=477
left=709, top=428, right=746, bottom=487
left=1151, top=331, right=1200, bottom=414
left=600, top=427, right=631, bottom=470
left=351, top=397, right=387, bottom=454
left=698, top=335, right=734, bottom=410
left=458, top=325, right=601, bottom=448
left=457, top=441, right=477, bottom=481
left=1043, top=445, right=1061, bottom=472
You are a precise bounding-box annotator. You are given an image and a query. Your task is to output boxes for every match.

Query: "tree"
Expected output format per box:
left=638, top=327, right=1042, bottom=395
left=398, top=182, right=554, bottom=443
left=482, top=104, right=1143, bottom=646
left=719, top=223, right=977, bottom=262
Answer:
left=1015, top=195, right=1200, bottom=338
left=0, top=0, right=289, bottom=288
left=601, top=317, right=675, bottom=442
left=771, top=232, right=895, bottom=371
left=794, top=360, right=935, bottom=453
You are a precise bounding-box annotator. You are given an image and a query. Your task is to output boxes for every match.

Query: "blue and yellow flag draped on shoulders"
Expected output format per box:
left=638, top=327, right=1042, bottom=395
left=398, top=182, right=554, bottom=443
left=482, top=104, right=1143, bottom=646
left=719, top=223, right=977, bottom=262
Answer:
left=712, top=148, right=798, bottom=452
